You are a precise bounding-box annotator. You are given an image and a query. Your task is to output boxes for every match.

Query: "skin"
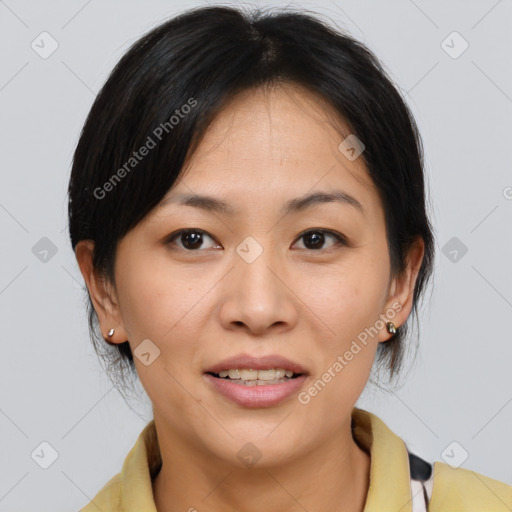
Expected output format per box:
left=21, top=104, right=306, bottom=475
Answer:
left=76, top=83, right=424, bottom=512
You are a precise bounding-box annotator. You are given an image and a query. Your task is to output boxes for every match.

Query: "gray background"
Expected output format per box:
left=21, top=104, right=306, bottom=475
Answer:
left=0, top=0, right=511, bottom=510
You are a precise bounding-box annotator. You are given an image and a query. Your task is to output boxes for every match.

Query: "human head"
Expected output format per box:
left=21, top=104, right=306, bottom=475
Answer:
left=68, top=5, right=434, bottom=401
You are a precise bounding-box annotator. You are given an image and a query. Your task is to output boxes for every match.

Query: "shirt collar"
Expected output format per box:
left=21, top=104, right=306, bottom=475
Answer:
left=352, top=408, right=413, bottom=511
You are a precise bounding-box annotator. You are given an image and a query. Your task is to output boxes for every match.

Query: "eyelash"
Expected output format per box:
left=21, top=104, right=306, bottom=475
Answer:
left=164, top=228, right=348, bottom=253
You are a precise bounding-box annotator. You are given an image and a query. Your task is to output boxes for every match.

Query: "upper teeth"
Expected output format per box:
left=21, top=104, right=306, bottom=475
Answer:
left=219, top=368, right=295, bottom=380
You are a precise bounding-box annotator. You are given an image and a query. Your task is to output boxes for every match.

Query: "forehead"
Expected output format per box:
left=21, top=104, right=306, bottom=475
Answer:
left=160, top=84, right=382, bottom=220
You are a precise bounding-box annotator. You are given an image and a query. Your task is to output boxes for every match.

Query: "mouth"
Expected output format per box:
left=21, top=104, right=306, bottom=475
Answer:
left=203, top=354, right=309, bottom=407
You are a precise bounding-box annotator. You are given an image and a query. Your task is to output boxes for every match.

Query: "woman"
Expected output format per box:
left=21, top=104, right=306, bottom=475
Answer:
left=68, top=5, right=512, bottom=511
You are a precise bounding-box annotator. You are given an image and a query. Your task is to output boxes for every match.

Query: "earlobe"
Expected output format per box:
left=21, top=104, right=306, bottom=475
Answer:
left=379, top=236, right=425, bottom=343
left=74, top=240, right=128, bottom=344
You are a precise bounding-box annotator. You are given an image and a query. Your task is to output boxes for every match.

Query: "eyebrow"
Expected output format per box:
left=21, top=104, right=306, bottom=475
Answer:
left=159, top=189, right=365, bottom=217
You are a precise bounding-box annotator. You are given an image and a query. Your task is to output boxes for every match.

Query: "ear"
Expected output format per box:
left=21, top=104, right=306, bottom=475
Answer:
left=378, top=236, right=425, bottom=342
left=74, top=240, right=128, bottom=344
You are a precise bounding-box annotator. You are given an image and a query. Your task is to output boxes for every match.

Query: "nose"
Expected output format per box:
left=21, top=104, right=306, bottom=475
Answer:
left=218, top=244, right=299, bottom=336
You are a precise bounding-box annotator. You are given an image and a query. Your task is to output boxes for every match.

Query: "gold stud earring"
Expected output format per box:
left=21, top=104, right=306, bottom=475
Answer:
left=386, top=322, right=397, bottom=335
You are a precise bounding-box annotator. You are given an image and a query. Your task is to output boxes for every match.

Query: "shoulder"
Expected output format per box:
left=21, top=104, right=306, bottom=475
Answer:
left=430, top=461, right=512, bottom=511
left=77, top=419, right=159, bottom=511
left=79, top=472, right=122, bottom=512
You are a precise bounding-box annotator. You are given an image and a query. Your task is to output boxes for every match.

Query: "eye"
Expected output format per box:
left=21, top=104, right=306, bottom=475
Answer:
left=293, top=229, right=347, bottom=251
left=165, top=228, right=347, bottom=252
left=165, top=229, right=220, bottom=251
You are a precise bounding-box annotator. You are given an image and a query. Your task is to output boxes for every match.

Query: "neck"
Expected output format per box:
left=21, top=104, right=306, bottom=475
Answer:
left=152, top=415, right=370, bottom=512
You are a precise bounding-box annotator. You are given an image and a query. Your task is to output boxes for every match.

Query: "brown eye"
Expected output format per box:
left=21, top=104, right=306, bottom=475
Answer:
left=165, top=228, right=347, bottom=253
left=294, top=229, right=347, bottom=251
left=166, top=229, right=219, bottom=251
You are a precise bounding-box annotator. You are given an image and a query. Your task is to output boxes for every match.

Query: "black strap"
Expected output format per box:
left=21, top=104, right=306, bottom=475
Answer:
left=408, top=452, right=433, bottom=481
left=408, top=451, right=433, bottom=510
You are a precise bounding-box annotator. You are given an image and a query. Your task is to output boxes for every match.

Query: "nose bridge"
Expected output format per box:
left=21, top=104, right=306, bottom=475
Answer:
left=234, top=234, right=283, bottom=301
left=219, top=233, right=297, bottom=333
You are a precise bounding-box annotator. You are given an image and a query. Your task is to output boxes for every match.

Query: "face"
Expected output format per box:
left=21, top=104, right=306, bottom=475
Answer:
left=77, top=84, right=422, bottom=469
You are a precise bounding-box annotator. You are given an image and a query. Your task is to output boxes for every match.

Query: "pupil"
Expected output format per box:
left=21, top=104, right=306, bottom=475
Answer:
left=305, top=231, right=323, bottom=249
left=183, top=231, right=202, bottom=249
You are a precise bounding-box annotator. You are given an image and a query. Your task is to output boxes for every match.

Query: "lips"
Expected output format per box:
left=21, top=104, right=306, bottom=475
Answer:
left=204, top=353, right=309, bottom=376
left=203, top=353, right=309, bottom=408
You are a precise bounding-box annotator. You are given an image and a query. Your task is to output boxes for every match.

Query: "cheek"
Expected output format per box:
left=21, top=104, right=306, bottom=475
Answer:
left=305, top=251, right=390, bottom=336
left=296, top=256, right=388, bottom=423
left=113, top=247, right=203, bottom=345
left=114, top=251, right=210, bottom=411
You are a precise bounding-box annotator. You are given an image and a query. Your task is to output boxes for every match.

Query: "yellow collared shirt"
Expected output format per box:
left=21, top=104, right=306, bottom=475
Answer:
left=80, top=408, right=512, bottom=511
